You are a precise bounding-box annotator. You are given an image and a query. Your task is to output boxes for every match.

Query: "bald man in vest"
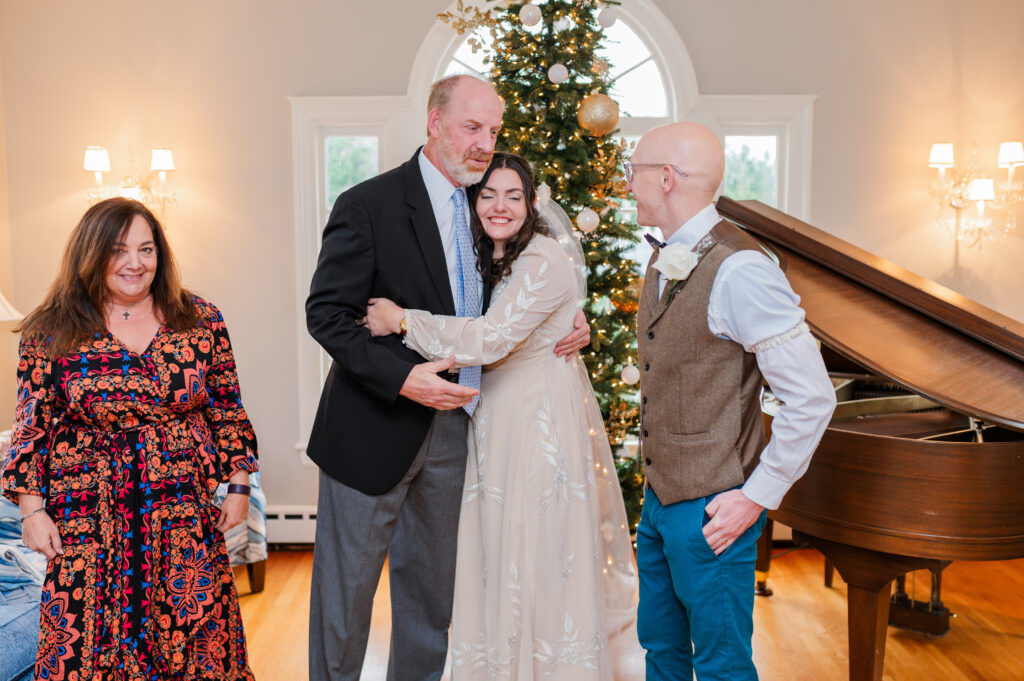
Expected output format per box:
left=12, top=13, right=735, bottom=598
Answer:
left=626, top=122, right=836, bottom=680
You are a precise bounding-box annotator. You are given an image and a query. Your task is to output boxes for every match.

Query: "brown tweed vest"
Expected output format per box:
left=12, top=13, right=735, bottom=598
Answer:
left=636, top=219, right=768, bottom=504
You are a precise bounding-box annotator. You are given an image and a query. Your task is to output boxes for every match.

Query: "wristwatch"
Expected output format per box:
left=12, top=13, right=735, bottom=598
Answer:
left=399, top=317, right=407, bottom=335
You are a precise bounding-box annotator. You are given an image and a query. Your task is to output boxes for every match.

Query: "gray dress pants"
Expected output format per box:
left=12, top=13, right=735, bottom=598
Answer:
left=309, top=409, right=469, bottom=681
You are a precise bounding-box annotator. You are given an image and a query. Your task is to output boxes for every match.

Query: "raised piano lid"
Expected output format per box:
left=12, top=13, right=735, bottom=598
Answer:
left=717, top=197, right=1024, bottom=432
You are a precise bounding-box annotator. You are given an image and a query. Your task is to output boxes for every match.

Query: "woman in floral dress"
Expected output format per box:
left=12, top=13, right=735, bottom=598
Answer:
left=365, top=153, right=643, bottom=680
left=2, top=198, right=258, bottom=680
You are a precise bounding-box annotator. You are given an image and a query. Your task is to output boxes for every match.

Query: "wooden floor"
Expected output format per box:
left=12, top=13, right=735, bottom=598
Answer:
left=234, top=548, right=1024, bottom=680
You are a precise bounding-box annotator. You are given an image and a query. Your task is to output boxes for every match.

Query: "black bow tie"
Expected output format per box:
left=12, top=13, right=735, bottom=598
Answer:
left=644, top=233, right=667, bottom=249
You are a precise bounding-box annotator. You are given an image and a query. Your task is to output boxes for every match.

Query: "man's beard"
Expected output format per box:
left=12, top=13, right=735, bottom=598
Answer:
left=438, top=134, right=492, bottom=187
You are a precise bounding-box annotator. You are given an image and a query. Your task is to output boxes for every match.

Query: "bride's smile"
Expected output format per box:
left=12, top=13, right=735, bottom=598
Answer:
left=475, top=167, right=527, bottom=256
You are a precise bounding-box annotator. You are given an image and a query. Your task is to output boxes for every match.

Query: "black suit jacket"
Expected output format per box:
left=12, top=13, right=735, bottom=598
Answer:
left=305, top=149, right=492, bottom=494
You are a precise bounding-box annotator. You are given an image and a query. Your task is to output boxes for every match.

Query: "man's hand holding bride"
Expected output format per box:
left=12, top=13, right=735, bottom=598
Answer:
left=554, top=309, right=590, bottom=360
left=362, top=298, right=478, bottom=411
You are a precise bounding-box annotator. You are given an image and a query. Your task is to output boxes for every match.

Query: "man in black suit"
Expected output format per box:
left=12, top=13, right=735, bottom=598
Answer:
left=305, top=75, right=589, bottom=681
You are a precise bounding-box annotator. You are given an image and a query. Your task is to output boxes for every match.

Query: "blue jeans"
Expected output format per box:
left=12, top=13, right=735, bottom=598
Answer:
left=0, top=592, right=38, bottom=681
left=637, top=487, right=766, bottom=681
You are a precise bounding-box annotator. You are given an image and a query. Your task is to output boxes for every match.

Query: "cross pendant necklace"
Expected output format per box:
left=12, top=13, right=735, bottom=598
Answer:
left=115, top=295, right=149, bottom=321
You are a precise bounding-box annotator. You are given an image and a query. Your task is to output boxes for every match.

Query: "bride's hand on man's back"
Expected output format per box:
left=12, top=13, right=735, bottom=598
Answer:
left=362, top=297, right=405, bottom=336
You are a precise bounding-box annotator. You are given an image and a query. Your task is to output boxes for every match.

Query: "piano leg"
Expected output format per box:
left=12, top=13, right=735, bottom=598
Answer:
left=888, top=563, right=952, bottom=636
left=756, top=517, right=774, bottom=596
left=792, top=531, right=946, bottom=681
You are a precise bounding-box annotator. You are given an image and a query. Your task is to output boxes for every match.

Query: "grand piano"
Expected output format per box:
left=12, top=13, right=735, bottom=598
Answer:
left=715, top=197, right=1024, bottom=681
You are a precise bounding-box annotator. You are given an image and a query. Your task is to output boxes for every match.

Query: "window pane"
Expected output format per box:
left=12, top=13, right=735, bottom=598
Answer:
left=325, top=136, right=379, bottom=209
left=598, top=20, right=651, bottom=78
left=448, top=26, right=491, bottom=76
left=723, top=135, right=778, bottom=207
left=610, top=59, right=667, bottom=118
left=443, top=10, right=671, bottom=123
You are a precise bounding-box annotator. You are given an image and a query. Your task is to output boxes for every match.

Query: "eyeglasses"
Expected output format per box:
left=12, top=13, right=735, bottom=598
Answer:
left=623, top=161, right=688, bottom=183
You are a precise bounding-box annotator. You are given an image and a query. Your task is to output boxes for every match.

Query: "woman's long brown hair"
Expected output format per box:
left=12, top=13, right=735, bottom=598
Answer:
left=468, top=152, right=549, bottom=286
left=16, top=198, right=198, bottom=357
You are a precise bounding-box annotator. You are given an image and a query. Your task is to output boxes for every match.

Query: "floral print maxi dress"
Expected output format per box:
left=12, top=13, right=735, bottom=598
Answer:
left=1, top=297, right=258, bottom=681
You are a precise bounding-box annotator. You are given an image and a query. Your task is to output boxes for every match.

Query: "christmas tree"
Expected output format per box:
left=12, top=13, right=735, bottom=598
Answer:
left=441, top=0, right=644, bottom=529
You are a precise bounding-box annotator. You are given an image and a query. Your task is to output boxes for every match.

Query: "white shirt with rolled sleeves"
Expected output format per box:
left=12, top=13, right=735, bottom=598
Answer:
left=656, top=203, right=837, bottom=510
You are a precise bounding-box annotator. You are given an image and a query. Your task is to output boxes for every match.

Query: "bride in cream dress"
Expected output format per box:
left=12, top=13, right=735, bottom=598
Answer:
left=365, top=153, right=643, bottom=680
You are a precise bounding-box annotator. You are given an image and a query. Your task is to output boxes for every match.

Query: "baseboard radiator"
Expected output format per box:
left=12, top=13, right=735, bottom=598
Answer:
left=265, top=505, right=317, bottom=544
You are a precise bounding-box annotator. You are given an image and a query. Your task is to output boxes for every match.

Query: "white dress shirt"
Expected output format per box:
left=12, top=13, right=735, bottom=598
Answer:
left=654, top=204, right=837, bottom=509
left=418, top=150, right=484, bottom=306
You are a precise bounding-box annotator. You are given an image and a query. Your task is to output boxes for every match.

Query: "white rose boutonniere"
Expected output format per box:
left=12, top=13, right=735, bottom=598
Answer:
left=652, top=243, right=699, bottom=283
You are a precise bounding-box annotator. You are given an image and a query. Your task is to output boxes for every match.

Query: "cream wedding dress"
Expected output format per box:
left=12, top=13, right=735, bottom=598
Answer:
left=404, top=235, right=644, bottom=680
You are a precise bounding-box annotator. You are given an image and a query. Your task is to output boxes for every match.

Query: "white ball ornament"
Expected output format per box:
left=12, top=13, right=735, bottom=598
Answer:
left=621, top=362, right=640, bottom=385
left=598, top=7, right=618, bottom=28
left=547, top=63, right=569, bottom=84
left=576, top=207, right=600, bottom=233
left=519, top=3, right=542, bottom=26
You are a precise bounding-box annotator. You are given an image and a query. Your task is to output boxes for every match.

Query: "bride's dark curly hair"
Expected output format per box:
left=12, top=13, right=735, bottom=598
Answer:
left=468, top=152, right=549, bottom=285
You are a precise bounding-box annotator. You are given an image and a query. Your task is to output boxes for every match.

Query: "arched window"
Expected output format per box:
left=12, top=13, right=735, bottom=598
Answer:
left=437, top=1, right=687, bottom=254
left=444, top=10, right=668, bottom=122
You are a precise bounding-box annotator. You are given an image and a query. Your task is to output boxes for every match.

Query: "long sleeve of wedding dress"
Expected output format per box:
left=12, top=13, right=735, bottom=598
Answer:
left=403, top=236, right=576, bottom=368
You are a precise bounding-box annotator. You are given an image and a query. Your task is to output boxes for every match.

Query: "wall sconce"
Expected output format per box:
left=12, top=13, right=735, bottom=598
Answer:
left=963, top=177, right=995, bottom=246
left=928, top=141, right=1023, bottom=247
left=83, top=146, right=177, bottom=218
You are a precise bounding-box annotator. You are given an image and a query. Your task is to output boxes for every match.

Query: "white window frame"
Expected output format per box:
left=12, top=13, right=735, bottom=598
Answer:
left=289, top=96, right=422, bottom=456
left=687, top=95, right=816, bottom=220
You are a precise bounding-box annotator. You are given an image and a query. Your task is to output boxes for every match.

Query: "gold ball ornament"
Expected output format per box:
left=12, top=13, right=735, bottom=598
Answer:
left=577, top=93, right=620, bottom=136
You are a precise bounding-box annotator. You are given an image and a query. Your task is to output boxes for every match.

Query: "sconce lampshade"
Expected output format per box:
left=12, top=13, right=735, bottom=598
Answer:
left=0, top=289, right=23, bottom=323
left=928, top=143, right=955, bottom=167
left=967, top=178, right=995, bottom=201
left=150, top=148, right=175, bottom=172
left=998, top=141, right=1024, bottom=168
left=83, top=147, right=111, bottom=172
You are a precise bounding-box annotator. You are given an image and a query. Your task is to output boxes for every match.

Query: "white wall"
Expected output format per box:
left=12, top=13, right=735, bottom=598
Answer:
left=0, top=53, right=16, bottom=424
left=0, top=0, right=1022, bottom=506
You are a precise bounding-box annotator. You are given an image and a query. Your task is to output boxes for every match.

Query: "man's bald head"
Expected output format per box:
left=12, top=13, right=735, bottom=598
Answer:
left=635, top=122, right=724, bottom=195
left=628, top=122, right=725, bottom=235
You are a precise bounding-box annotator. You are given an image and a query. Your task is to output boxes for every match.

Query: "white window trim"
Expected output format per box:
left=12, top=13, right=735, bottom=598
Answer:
left=289, top=95, right=421, bottom=456
left=686, top=95, right=816, bottom=220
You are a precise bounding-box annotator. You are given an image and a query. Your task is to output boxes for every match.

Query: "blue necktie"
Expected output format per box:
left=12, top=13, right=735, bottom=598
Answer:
left=452, top=188, right=481, bottom=415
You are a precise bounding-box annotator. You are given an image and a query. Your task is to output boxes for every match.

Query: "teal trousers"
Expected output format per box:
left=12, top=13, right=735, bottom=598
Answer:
left=636, top=487, right=766, bottom=681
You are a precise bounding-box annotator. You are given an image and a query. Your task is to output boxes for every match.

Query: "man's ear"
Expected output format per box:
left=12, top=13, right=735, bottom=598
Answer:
left=661, top=165, right=675, bottom=194
left=426, top=108, right=443, bottom=138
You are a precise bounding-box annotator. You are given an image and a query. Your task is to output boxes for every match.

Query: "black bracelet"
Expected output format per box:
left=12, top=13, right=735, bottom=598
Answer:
left=226, top=483, right=251, bottom=496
